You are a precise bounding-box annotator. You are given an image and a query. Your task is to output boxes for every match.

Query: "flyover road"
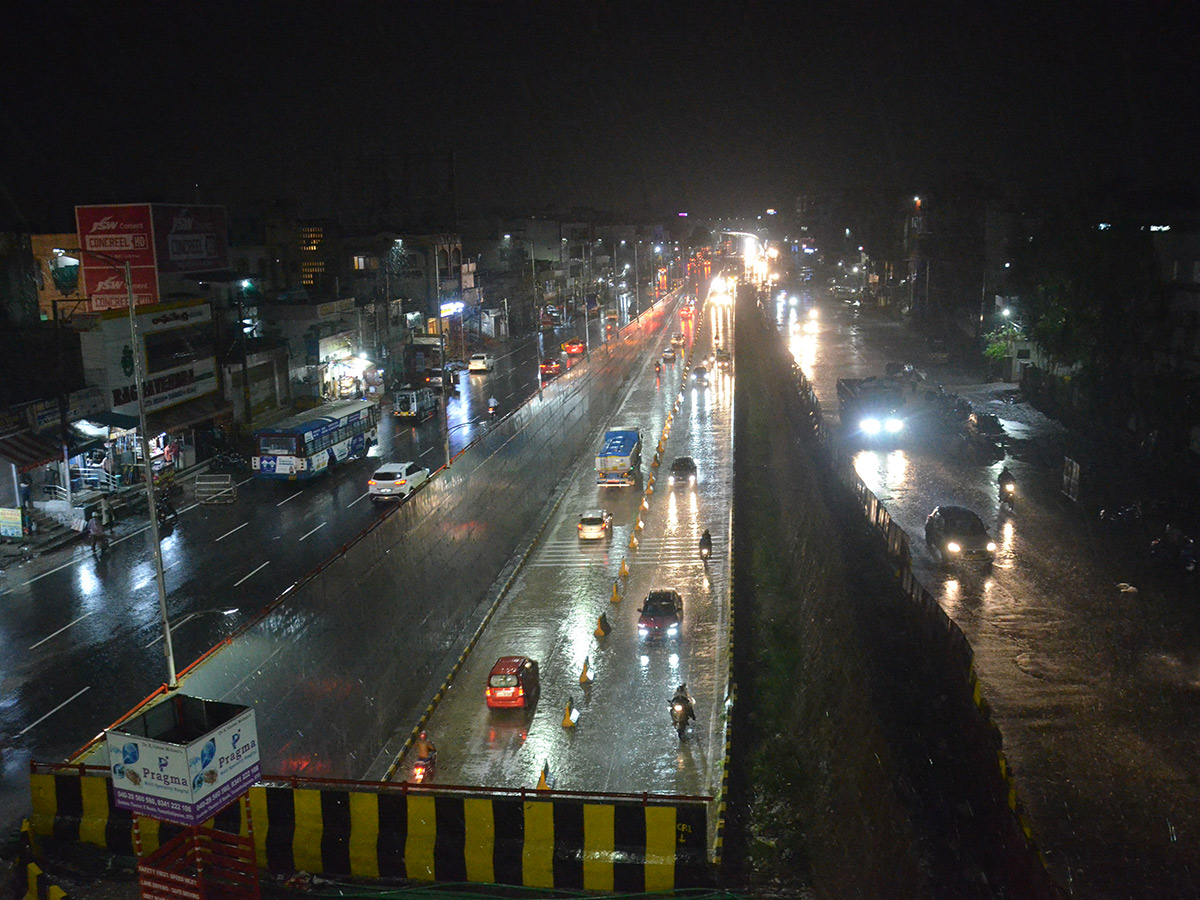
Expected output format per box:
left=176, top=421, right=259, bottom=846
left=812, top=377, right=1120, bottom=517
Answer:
left=0, top=312, right=614, bottom=833
left=776, top=287, right=1200, bottom=899
left=391, top=295, right=733, bottom=804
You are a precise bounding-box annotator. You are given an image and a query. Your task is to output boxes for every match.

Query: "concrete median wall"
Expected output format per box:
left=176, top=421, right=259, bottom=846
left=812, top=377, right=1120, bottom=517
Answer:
left=136, top=300, right=677, bottom=781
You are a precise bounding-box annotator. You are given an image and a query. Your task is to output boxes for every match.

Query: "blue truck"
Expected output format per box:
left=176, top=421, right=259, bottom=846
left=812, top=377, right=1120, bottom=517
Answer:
left=595, top=427, right=642, bottom=486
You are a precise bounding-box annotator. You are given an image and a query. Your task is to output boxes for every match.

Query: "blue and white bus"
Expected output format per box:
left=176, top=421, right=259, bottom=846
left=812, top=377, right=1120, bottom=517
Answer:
left=252, top=399, right=379, bottom=480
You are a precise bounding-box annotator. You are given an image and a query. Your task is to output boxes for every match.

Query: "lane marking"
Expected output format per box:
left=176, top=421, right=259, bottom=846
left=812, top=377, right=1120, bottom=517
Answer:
left=299, top=523, right=326, bottom=541
left=215, top=522, right=248, bottom=542
left=347, top=493, right=369, bottom=507
left=276, top=491, right=303, bottom=507
left=19, top=686, right=91, bottom=736
left=233, top=561, right=270, bottom=587
left=29, top=611, right=95, bottom=651
left=237, top=476, right=255, bottom=487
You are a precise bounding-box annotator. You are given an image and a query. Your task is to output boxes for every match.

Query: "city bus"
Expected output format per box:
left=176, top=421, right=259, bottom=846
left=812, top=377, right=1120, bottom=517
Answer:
left=251, top=399, right=379, bottom=480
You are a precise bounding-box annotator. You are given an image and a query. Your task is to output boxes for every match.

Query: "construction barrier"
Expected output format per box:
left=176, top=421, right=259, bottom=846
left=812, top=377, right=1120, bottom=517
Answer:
left=27, top=770, right=711, bottom=892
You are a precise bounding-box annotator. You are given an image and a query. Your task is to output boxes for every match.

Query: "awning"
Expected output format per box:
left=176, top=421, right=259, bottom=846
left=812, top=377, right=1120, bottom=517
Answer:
left=145, top=396, right=234, bottom=436
left=0, top=431, right=63, bottom=473
left=84, top=410, right=140, bottom=430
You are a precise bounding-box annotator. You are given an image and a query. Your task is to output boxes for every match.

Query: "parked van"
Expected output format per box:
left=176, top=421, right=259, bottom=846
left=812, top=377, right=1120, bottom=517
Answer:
left=393, top=387, right=437, bottom=421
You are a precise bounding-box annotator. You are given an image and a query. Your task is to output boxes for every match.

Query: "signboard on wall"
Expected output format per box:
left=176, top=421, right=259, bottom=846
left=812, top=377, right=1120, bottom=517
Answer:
left=75, top=204, right=229, bottom=313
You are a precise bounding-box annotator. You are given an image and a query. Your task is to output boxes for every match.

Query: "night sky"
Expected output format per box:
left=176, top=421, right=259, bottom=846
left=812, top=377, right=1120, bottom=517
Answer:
left=2, top=1, right=1197, bottom=230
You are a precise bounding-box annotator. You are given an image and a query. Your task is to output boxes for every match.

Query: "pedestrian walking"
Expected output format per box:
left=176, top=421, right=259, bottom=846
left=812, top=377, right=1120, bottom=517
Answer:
left=99, top=495, right=115, bottom=527
left=87, top=513, right=109, bottom=558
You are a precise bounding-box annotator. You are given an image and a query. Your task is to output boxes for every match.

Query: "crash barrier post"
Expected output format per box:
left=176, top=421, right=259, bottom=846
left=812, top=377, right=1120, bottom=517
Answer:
left=18, top=819, right=71, bottom=900
left=194, top=474, right=236, bottom=504
left=27, top=767, right=713, bottom=892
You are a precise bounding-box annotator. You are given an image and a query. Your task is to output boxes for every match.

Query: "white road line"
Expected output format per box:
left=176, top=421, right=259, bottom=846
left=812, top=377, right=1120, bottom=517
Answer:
left=237, top=475, right=255, bottom=486
left=299, top=522, right=326, bottom=541
left=28, top=611, right=95, bottom=651
left=276, top=491, right=303, bottom=507
left=215, top=522, right=248, bottom=542
left=420, top=447, right=438, bottom=459
left=19, top=686, right=91, bottom=736
left=347, top=493, right=369, bottom=507
left=233, top=561, right=270, bottom=587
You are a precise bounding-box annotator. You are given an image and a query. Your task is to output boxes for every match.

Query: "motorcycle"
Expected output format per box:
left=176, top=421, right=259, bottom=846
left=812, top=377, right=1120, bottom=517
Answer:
left=155, top=496, right=178, bottom=529
left=654, top=361, right=662, bottom=376
left=1099, top=502, right=1143, bottom=529
left=670, top=702, right=690, bottom=739
left=488, top=401, right=498, bottom=420
left=411, top=751, right=436, bottom=784
left=1150, top=525, right=1197, bottom=574
left=999, top=480, right=1015, bottom=512
left=699, top=532, right=712, bottom=561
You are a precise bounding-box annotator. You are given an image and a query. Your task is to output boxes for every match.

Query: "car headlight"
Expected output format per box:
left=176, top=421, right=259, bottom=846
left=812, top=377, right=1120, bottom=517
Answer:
left=689, top=475, right=695, bottom=485
left=885, top=418, right=903, bottom=433
left=638, top=626, right=648, bottom=636
left=986, top=542, right=998, bottom=552
left=861, top=418, right=881, bottom=434
left=667, top=625, right=678, bottom=635
left=947, top=541, right=962, bottom=553
left=668, top=475, right=675, bottom=485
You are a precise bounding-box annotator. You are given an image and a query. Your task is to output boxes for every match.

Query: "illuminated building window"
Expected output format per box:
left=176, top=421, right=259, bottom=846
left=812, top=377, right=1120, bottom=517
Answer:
left=300, top=227, right=324, bottom=252
left=353, top=256, right=378, bottom=271
left=301, top=261, right=325, bottom=286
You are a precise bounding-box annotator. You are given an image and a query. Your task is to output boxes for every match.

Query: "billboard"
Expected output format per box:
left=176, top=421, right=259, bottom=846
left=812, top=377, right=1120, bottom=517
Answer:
left=75, top=204, right=160, bottom=311
left=106, top=700, right=260, bottom=827
left=75, top=203, right=229, bottom=313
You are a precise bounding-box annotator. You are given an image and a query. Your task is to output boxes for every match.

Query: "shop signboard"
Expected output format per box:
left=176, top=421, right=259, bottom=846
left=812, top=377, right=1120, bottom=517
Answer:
left=150, top=204, right=229, bottom=274
left=0, top=508, right=22, bottom=538
left=105, top=696, right=260, bottom=827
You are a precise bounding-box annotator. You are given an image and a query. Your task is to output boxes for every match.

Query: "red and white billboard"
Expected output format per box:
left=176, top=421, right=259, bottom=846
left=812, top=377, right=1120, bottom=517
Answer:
left=75, top=204, right=160, bottom=311
left=75, top=203, right=229, bottom=312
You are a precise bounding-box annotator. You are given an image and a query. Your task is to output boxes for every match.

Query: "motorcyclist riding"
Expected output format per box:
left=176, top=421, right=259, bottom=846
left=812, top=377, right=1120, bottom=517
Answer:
left=488, top=396, right=499, bottom=418
left=699, top=528, right=713, bottom=560
left=670, top=684, right=696, bottom=723
left=654, top=360, right=662, bottom=375
left=413, top=730, right=437, bottom=763
left=998, top=466, right=1015, bottom=490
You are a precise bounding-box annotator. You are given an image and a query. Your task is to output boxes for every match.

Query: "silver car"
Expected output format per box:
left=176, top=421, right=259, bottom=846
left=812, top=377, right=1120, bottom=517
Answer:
left=578, top=508, right=614, bottom=540
left=369, top=462, right=429, bottom=501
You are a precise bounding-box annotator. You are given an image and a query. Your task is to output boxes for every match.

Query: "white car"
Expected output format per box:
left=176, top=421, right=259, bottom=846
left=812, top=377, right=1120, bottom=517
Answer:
left=368, top=462, right=429, bottom=501
left=577, top=508, right=614, bottom=540
left=468, top=353, right=495, bottom=372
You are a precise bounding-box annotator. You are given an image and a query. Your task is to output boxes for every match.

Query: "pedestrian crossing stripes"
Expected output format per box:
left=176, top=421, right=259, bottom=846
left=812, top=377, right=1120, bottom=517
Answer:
left=526, top=537, right=724, bottom=568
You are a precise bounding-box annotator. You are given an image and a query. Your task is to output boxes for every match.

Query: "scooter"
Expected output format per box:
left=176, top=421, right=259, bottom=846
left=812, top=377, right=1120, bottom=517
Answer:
left=488, top=401, right=499, bottom=420
left=411, top=751, right=436, bottom=784
left=999, top=480, right=1015, bottom=513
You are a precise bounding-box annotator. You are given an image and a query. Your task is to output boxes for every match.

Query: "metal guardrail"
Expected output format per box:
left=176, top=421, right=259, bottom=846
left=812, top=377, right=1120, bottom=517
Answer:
left=195, top=474, right=236, bottom=504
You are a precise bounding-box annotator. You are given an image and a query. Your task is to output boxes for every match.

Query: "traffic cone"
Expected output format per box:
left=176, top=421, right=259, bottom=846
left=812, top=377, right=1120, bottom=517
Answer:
left=611, top=581, right=621, bottom=604
left=629, top=534, right=639, bottom=550
left=579, top=657, right=594, bottom=684
left=647, top=473, right=655, bottom=485
left=537, top=762, right=551, bottom=791
left=619, top=558, right=629, bottom=578
left=636, top=517, right=644, bottom=531
left=562, top=697, right=579, bottom=728
left=594, top=612, right=611, bottom=638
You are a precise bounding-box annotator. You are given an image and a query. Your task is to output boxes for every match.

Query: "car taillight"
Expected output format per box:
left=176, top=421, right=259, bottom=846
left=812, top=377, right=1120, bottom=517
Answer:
left=516, top=686, right=524, bottom=697
left=486, top=687, right=492, bottom=697
left=395, top=479, right=406, bottom=486
left=368, top=480, right=377, bottom=486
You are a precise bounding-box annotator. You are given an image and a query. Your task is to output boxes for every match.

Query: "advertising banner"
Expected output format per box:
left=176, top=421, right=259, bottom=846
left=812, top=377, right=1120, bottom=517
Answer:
left=150, top=204, right=229, bottom=274
left=106, top=705, right=260, bottom=827
left=75, top=204, right=160, bottom=312
left=0, top=508, right=22, bottom=539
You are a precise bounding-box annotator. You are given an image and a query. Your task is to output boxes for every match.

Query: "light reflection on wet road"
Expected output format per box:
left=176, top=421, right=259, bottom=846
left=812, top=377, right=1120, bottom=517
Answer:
left=777, top=291, right=1200, bottom=897
left=409, top=299, right=733, bottom=798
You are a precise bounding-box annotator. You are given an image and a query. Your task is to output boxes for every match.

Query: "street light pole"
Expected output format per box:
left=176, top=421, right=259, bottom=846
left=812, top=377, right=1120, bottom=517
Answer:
left=107, top=258, right=178, bottom=689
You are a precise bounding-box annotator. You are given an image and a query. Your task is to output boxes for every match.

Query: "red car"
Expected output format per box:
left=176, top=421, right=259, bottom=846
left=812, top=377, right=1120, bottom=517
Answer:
left=540, top=358, right=562, bottom=377
left=561, top=338, right=585, bottom=355
left=679, top=304, right=694, bottom=319
left=485, top=656, right=541, bottom=708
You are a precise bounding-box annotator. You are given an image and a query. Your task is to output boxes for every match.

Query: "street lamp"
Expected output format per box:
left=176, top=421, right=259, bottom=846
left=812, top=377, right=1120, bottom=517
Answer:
left=75, top=249, right=178, bottom=688
left=443, top=418, right=484, bottom=469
